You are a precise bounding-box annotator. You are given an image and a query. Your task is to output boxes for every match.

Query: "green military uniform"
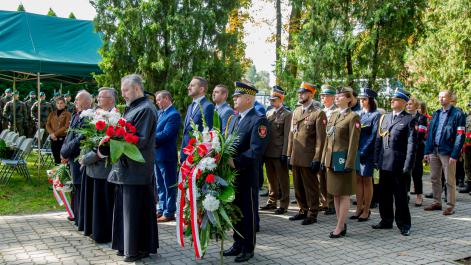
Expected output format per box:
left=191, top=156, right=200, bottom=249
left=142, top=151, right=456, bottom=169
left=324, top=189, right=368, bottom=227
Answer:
left=3, top=94, right=28, bottom=135
left=462, top=105, right=471, bottom=193
left=261, top=86, right=292, bottom=214
left=287, top=82, right=327, bottom=224
left=31, top=99, right=53, bottom=129
left=0, top=89, right=13, bottom=130
left=24, top=92, right=37, bottom=137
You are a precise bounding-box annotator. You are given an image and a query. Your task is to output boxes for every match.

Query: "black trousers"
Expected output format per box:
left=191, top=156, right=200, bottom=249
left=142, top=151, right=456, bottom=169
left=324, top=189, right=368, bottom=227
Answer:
left=91, top=178, right=115, bottom=243
left=50, top=138, right=64, bottom=164
left=233, top=185, right=257, bottom=253
left=71, top=184, right=81, bottom=226
left=378, top=170, right=411, bottom=229
left=408, top=143, right=424, bottom=194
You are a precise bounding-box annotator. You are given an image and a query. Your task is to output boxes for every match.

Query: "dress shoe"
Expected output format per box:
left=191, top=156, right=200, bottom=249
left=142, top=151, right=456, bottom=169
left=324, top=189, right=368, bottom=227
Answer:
left=124, top=253, right=149, bottom=262
left=289, top=213, right=306, bottom=221
left=223, top=245, right=241, bottom=256
left=424, top=203, right=442, bottom=211
left=260, top=204, right=277, bottom=211
left=324, top=208, right=336, bottom=215
left=459, top=182, right=471, bottom=193
left=157, top=215, right=175, bottom=222
left=372, top=222, right=393, bottom=229
left=301, top=218, right=317, bottom=225
left=358, top=210, right=371, bottom=222
left=443, top=207, right=455, bottom=216
left=425, top=192, right=433, bottom=199
left=349, top=210, right=363, bottom=220
left=67, top=216, right=75, bottom=222
left=329, top=224, right=347, bottom=238
left=234, top=251, right=254, bottom=263
left=400, top=228, right=411, bottom=236
left=116, top=250, right=124, bottom=256
left=274, top=207, right=287, bottom=215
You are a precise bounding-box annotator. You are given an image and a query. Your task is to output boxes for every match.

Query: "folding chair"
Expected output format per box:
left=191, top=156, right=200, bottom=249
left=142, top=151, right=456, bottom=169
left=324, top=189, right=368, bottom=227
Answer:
left=0, top=138, right=33, bottom=185
left=11, top=136, right=26, bottom=149
left=6, top=133, right=19, bottom=147
left=32, top=129, right=45, bottom=150
left=35, top=136, right=54, bottom=167
left=0, top=129, right=10, bottom=140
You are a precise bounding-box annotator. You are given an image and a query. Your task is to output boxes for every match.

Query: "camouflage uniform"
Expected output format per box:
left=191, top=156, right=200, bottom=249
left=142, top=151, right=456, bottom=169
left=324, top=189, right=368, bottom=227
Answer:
left=24, top=96, right=37, bottom=137
left=0, top=95, right=12, bottom=130
left=31, top=100, right=53, bottom=129
left=3, top=99, right=27, bottom=135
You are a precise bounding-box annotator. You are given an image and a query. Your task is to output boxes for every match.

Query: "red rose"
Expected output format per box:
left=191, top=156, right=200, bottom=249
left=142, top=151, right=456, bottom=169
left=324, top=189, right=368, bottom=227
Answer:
left=118, top=118, right=126, bottom=127
left=181, top=162, right=191, bottom=177
left=48, top=178, right=53, bottom=184
left=131, top=135, right=139, bottom=144
left=187, top=154, right=194, bottom=164
left=183, top=145, right=195, bottom=155
left=197, top=144, right=208, bottom=156
left=95, top=120, right=106, bottom=131
left=188, top=138, right=197, bottom=146
left=116, top=127, right=126, bottom=137
left=126, top=123, right=137, bottom=133
left=124, top=133, right=134, bottom=143
left=205, top=174, right=215, bottom=184
left=106, top=126, right=115, bottom=137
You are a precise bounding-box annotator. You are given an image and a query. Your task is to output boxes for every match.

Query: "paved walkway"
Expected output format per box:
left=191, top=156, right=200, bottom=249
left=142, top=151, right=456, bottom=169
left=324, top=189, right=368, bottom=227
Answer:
left=1, top=181, right=471, bottom=265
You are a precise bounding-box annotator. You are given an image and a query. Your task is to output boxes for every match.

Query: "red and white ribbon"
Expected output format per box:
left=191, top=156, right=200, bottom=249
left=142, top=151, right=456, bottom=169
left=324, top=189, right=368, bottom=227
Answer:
left=52, top=186, right=64, bottom=206
left=457, top=126, right=465, bottom=135
left=59, top=190, right=74, bottom=219
left=418, top=125, right=428, bottom=133
left=176, top=170, right=185, bottom=248
left=189, top=168, right=202, bottom=259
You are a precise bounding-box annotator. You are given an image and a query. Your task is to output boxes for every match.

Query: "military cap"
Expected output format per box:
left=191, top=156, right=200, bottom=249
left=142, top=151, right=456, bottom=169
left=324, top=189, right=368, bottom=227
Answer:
left=53, top=91, right=61, bottom=97
left=336, top=86, right=354, bottom=94
left=39, top=92, right=46, bottom=97
left=64, top=91, right=71, bottom=97
left=269, top=85, right=285, bottom=100
left=391, top=88, right=410, bottom=102
left=319, top=84, right=336, bottom=95
left=233, top=80, right=258, bottom=96
left=5, top=88, right=12, bottom=93
left=29, top=91, right=36, bottom=96
left=12, top=91, right=19, bottom=95
left=358, top=88, right=378, bottom=98
left=297, top=82, right=316, bottom=94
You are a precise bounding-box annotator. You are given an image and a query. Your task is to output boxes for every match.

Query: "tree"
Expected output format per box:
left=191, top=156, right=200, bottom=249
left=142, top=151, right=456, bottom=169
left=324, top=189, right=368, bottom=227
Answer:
left=245, top=65, right=271, bottom=93
left=406, top=0, right=471, bottom=110
left=91, top=0, right=250, bottom=111
left=17, top=4, right=25, bottom=12
left=47, top=8, right=57, bottom=17
left=68, top=12, right=76, bottom=19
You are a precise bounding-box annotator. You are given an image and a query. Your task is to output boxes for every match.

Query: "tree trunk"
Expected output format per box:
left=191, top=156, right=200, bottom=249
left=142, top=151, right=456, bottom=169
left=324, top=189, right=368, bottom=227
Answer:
left=369, top=24, right=381, bottom=90
left=275, top=0, right=282, bottom=82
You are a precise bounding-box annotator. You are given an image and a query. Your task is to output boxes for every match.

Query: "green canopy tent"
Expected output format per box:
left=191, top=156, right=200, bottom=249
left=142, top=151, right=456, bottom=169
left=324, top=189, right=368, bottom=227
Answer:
left=0, top=10, right=103, bottom=184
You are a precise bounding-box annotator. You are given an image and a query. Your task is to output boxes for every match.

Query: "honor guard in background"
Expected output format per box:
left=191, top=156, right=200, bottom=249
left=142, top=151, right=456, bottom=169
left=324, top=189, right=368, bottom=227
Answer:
left=1, top=88, right=13, bottom=130
left=3, top=91, right=27, bottom=135
left=373, top=88, right=416, bottom=236
left=25, top=91, right=37, bottom=137
left=460, top=101, right=471, bottom=194
left=287, top=82, right=327, bottom=225
left=319, top=84, right=337, bottom=215
left=260, top=86, right=292, bottom=215
left=223, top=80, right=269, bottom=262
left=31, top=92, right=53, bottom=130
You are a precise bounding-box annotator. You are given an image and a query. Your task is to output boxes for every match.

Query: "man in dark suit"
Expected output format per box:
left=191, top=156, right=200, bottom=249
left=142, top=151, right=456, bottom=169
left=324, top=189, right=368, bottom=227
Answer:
left=373, top=88, right=417, bottom=236
left=180, top=76, right=214, bottom=163
left=223, top=80, right=270, bottom=263
left=212, top=84, right=233, bottom=133
left=154, top=90, right=181, bottom=222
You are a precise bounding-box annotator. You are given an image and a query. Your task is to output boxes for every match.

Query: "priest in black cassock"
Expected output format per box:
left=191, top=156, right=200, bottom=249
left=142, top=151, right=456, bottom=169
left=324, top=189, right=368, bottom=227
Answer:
left=100, top=74, right=158, bottom=262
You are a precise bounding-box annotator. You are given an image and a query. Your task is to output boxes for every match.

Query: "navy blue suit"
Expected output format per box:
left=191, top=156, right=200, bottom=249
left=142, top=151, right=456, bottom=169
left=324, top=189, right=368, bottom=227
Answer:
left=180, top=97, right=214, bottom=162
left=357, top=110, right=381, bottom=176
left=155, top=105, right=181, bottom=217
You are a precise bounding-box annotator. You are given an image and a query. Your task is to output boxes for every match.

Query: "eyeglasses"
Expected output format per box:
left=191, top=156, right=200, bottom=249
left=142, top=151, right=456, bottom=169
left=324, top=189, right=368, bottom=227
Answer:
left=97, top=96, right=113, bottom=99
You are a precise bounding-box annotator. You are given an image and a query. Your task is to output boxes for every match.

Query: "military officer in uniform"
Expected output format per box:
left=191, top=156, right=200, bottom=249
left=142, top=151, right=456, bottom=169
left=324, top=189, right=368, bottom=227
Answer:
left=223, top=80, right=269, bottom=263
left=24, top=91, right=37, bottom=137
left=260, top=86, right=292, bottom=214
left=319, top=84, right=337, bottom=215
left=287, top=82, right=327, bottom=225
left=1, top=88, right=13, bottom=130
left=50, top=91, right=61, bottom=111
left=373, top=88, right=417, bottom=236
left=64, top=92, right=76, bottom=113
left=3, top=91, right=27, bottom=135
left=459, top=101, right=471, bottom=194
left=31, top=92, right=53, bottom=130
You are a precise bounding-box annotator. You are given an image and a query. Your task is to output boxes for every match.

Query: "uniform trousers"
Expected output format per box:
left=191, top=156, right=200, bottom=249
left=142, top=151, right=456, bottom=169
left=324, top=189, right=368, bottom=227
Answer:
left=292, top=166, right=319, bottom=218
left=378, top=170, right=411, bottom=229
left=408, top=143, right=424, bottom=194
left=265, top=157, right=290, bottom=209
left=233, top=185, right=257, bottom=253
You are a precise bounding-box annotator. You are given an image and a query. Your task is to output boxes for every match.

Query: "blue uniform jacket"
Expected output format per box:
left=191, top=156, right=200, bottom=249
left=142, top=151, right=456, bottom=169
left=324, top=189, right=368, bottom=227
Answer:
left=424, top=105, right=466, bottom=159
left=181, top=97, right=214, bottom=162
left=155, top=105, right=181, bottom=162
left=358, top=110, right=381, bottom=161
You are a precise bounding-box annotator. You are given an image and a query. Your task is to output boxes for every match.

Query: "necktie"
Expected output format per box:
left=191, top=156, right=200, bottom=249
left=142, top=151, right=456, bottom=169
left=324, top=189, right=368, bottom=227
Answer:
left=189, top=102, right=195, bottom=115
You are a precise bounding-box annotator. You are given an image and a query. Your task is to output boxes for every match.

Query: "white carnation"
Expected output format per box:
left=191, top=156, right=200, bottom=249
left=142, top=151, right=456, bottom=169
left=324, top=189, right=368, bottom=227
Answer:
left=202, top=127, right=211, bottom=143
left=202, top=194, right=220, bottom=212
left=198, top=157, right=217, bottom=171
left=212, top=140, right=221, bottom=152
left=79, top=109, right=95, bottom=119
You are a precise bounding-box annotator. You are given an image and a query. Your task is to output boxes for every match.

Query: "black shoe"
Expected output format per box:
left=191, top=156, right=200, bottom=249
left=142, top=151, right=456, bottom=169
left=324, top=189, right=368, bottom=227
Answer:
left=459, top=182, right=471, bottom=193
left=358, top=210, right=371, bottom=222
left=234, top=251, right=254, bottom=263
left=349, top=210, right=362, bottom=220
left=372, top=222, right=393, bottom=229
left=400, top=228, right=411, bottom=236
left=329, top=224, right=346, bottom=238
left=124, top=253, right=148, bottom=263
left=289, top=213, right=306, bottom=221
left=352, top=200, right=357, bottom=205
left=116, top=250, right=124, bottom=256
left=260, top=204, right=277, bottom=210
left=425, top=192, right=433, bottom=199
left=301, top=218, right=317, bottom=225
left=223, top=245, right=241, bottom=256
left=67, top=216, right=75, bottom=222
left=324, top=208, right=336, bottom=215
left=341, top=224, right=347, bottom=236
left=274, top=208, right=287, bottom=215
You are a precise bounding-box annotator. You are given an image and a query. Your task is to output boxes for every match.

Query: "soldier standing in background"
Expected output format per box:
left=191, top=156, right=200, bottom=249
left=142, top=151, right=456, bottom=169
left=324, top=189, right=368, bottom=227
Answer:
left=1, top=88, right=13, bottom=131
left=31, top=92, right=53, bottom=130
left=3, top=91, right=27, bottom=135
left=24, top=91, right=37, bottom=137
left=64, top=92, right=76, bottom=113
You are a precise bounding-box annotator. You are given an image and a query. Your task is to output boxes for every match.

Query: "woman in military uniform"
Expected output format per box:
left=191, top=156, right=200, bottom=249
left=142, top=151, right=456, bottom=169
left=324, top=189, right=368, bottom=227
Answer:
left=351, top=88, right=380, bottom=222
left=321, top=87, right=361, bottom=238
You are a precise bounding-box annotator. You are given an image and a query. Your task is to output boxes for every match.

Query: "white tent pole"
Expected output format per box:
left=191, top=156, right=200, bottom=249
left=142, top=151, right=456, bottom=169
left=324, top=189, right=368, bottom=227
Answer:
left=37, top=72, right=41, bottom=185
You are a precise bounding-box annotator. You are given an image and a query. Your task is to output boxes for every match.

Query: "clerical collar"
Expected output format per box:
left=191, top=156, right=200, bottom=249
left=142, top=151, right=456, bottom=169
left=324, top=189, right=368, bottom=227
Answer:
left=129, top=96, right=147, bottom=108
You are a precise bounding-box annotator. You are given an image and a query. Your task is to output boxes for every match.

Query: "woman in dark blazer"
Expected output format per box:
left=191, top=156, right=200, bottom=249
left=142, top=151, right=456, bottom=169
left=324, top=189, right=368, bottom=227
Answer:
left=321, top=87, right=361, bottom=238
left=351, top=89, right=381, bottom=222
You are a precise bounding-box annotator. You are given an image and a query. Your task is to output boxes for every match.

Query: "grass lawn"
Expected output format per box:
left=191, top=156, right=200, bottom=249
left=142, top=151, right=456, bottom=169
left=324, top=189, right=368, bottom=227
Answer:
left=0, top=152, right=60, bottom=215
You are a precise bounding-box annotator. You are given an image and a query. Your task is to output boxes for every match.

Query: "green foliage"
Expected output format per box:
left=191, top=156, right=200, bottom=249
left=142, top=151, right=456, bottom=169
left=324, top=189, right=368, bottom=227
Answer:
left=406, top=0, right=471, bottom=110
left=91, top=0, right=251, bottom=113
left=47, top=8, right=57, bottom=17
left=17, top=4, right=25, bottom=12
left=68, top=12, right=76, bottom=19
left=245, top=64, right=271, bottom=93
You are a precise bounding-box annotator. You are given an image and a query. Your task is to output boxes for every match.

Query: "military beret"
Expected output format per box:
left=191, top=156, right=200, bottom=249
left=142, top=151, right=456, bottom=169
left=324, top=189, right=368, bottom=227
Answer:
left=319, top=84, right=336, bottom=95
left=53, top=91, right=61, bottom=97
left=29, top=91, right=36, bottom=96
left=358, top=88, right=378, bottom=98
left=297, top=82, right=316, bottom=94
left=233, top=80, right=258, bottom=96
left=391, top=88, right=410, bottom=102
left=269, top=85, right=285, bottom=100
left=336, top=86, right=354, bottom=94
left=39, top=92, right=45, bottom=97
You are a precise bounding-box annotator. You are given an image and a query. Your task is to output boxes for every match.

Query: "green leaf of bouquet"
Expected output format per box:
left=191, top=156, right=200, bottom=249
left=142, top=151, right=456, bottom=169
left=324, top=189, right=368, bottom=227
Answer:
left=220, top=207, right=243, bottom=238
left=110, top=139, right=124, bottom=164
left=122, top=142, right=145, bottom=163
left=213, top=110, right=220, bottom=132
left=218, top=186, right=235, bottom=202
left=212, top=211, right=223, bottom=231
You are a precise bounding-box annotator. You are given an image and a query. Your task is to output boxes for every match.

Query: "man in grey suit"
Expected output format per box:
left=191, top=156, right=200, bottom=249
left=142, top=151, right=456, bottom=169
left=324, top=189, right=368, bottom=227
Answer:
left=212, top=84, right=234, bottom=133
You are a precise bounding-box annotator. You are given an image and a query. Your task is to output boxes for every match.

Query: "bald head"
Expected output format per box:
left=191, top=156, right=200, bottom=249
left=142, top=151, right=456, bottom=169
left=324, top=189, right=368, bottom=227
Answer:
left=75, top=90, right=93, bottom=111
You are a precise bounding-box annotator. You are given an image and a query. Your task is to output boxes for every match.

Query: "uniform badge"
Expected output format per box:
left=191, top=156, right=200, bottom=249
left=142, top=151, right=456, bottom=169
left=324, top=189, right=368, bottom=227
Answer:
left=258, top=125, right=267, bottom=138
